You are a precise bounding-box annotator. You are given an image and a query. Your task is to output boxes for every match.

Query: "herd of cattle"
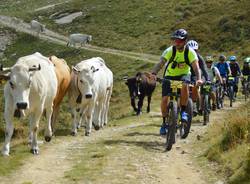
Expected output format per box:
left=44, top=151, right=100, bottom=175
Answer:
left=0, top=19, right=156, bottom=156
left=29, top=20, right=92, bottom=46
left=0, top=51, right=155, bottom=156
left=0, top=52, right=114, bottom=155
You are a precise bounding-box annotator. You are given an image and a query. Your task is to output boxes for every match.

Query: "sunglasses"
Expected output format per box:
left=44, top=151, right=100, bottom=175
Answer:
left=206, top=61, right=213, bottom=64
left=174, top=39, right=185, bottom=44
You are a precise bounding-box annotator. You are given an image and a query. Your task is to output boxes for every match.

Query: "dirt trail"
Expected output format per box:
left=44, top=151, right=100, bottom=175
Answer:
left=0, top=15, right=158, bottom=63
left=0, top=99, right=244, bottom=184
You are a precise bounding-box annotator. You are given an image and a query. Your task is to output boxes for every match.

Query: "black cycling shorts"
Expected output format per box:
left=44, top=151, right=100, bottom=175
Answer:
left=162, top=74, right=191, bottom=97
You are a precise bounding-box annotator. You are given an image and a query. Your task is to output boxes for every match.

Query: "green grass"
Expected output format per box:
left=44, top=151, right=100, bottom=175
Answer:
left=201, top=101, right=250, bottom=183
left=1, top=0, right=249, bottom=61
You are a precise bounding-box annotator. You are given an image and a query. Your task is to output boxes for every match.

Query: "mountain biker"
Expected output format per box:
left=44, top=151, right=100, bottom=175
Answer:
left=203, top=56, right=223, bottom=110
left=187, top=40, right=208, bottom=116
left=228, top=55, right=242, bottom=98
left=241, top=57, right=250, bottom=87
left=242, top=57, right=250, bottom=77
left=216, top=55, right=231, bottom=92
left=151, top=29, right=202, bottom=135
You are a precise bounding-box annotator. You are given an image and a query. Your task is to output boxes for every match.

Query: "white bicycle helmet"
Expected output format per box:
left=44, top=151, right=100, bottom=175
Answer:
left=187, top=40, right=199, bottom=50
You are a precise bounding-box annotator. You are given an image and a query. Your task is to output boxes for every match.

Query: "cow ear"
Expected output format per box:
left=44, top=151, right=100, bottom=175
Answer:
left=123, top=76, right=128, bottom=81
left=0, top=73, right=10, bottom=81
left=72, top=66, right=80, bottom=74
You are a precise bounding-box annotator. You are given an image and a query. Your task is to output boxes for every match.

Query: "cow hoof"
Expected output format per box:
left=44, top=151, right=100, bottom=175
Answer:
left=44, top=136, right=51, bottom=142
left=94, top=125, right=100, bottom=131
left=30, top=149, right=39, bottom=155
left=71, top=132, right=77, bottom=136
left=2, top=151, right=9, bottom=156
left=136, top=112, right=142, bottom=116
left=85, top=132, right=90, bottom=136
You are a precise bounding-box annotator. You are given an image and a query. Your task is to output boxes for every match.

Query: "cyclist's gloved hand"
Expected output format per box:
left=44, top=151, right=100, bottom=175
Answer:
left=151, top=72, right=157, bottom=81
left=196, top=79, right=203, bottom=86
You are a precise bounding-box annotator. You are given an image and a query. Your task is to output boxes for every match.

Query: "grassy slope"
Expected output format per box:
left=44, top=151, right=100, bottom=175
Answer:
left=200, top=101, right=250, bottom=184
left=1, top=0, right=249, bottom=59
left=0, top=28, right=157, bottom=175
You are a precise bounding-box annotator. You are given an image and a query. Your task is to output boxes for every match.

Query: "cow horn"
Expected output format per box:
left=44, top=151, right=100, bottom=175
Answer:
left=72, top=66, right=80, bottom=73
left=122, top=76, right=128, bottom=81
left=29, top=64, right=41, bottom=71
left=0, top=73, right=10, bottom=81
left=1, top=67, right=11, bottom=72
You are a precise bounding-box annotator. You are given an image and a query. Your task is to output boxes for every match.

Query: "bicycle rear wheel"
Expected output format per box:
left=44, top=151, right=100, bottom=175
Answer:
left=166, top=102, right=178, bottom=151
left=229, top=86, right=234, bottom=107
left=203, top=94, right=209, bottom=125
left=243, top=82, right=249, bottom=101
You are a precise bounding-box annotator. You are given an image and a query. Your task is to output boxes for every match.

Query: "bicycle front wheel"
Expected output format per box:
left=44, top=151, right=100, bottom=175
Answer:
left=166, top=102, right=178, bottom=151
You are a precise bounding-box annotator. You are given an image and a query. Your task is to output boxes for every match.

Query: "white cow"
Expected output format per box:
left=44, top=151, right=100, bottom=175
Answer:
left=67, top=33, right=92, bottom=47
left=1, top=52, right=58, bottom=155
left=68, top=57, right=113, bottom=136
left=30, top=20, right=45, bottom=36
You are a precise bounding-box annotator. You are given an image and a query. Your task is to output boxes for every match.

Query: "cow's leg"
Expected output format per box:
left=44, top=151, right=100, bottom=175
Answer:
left=131, top=98, right=137, bottom=112
left=103, top=88, right=112, bottom=126
left=147, top=95, right=152, bottom=113
left=2, top=102, right=14, bottom=156
left=85, top=103, right=94, bottom=136
left=71, top=108, right=81, bottom=136
left=137, top=95, right=144, bottom=115
left=51, top=104, right=59, bottom=134
left=98, top=97, right=106, bottom=129
left=44, top=105, right=53, bottom=142
left=77, top=108, right=84, bottom=129
left=93, top=99, right=103, bottom=130
left=30, top=109, right=43, bottom=155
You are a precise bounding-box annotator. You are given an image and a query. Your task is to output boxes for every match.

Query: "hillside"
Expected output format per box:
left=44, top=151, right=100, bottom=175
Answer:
left=0, top=0, right=249, bottom=59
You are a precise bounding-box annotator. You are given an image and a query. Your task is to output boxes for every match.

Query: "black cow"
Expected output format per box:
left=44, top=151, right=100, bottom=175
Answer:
left=124, top=72, right=156, bottom=115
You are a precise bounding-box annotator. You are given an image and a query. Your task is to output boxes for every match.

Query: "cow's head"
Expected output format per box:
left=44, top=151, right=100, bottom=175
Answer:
left=41, top=25, right=46, bottom=32
left=124, top=72, right=144, bottom=99
left=72, top=64, right=99, bottom=102
left=0, top=64, right=41, bottom=111
left=88, top=35, right=92, bottom=42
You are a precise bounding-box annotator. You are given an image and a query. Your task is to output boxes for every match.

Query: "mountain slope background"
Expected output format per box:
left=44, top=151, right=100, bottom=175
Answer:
left=1, top=0, right=249, bottom=57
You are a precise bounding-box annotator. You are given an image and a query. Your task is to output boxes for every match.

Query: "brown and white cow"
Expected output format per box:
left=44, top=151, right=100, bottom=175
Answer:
left=124, top=72, right=156, bottom=115
left=48, top=56, right=71, bottom=133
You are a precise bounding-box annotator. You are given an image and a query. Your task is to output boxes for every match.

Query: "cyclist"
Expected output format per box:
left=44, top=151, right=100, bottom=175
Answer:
left=242, top=57, right=250, bottom=79
left=151, top=29, right=202, bottom=135
left=228, top=55, right=242, bottom=98
left=216, top=55, right=231, bottom=92
left=241, top=57, right=250, bottom=90
left=203, top=56, right=223, bottom=110
left=187, top=40, right=208, bottom=116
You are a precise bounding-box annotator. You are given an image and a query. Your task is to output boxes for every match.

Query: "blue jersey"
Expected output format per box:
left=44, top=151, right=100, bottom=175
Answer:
left=216, top=62, right=230, bottom=77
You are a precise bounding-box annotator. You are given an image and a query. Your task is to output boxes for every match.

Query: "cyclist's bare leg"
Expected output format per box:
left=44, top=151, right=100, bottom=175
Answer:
left=191, top=86, right=199, bottom=102
left=211, top=91, right=216, bottom=105
left=180, top=84, right=189, bottom=108
left=161, top=96, right=169, bottom=118
left=191, top=86, right=200, bottom=113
